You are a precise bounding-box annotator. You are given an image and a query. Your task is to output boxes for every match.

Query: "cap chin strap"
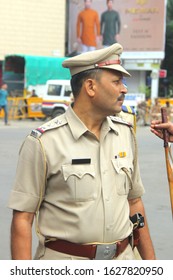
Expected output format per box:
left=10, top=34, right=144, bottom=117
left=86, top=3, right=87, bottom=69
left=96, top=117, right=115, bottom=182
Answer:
left=94, top=59, right=121, bottom=68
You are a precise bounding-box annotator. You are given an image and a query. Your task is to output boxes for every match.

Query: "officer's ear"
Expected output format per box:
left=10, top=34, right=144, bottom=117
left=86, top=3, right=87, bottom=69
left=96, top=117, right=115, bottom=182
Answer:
left=84, top=79, right=96, bottom=97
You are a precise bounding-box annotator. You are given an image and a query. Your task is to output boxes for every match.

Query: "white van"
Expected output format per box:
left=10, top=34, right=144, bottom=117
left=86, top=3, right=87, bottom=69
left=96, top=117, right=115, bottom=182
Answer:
left=41, top=80, right=72, bottom=118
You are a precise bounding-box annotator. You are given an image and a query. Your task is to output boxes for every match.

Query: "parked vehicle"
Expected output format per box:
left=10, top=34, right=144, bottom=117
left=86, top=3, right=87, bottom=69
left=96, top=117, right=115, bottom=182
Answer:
left=41, top=80, right=72, bottom=118
left=2, top=55, right=70, bottom=98
left=123, top=93, right=146, bottom=112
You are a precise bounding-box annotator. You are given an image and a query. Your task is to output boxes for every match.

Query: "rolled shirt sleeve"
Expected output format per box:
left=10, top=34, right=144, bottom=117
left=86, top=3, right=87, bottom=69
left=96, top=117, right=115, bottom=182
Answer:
left=8, top=135, right=46, bottom=213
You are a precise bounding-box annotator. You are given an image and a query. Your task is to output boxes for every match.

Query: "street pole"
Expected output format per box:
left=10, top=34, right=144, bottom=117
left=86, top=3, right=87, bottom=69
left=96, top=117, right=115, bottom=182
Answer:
left=150, top=69, right=159, bottom=103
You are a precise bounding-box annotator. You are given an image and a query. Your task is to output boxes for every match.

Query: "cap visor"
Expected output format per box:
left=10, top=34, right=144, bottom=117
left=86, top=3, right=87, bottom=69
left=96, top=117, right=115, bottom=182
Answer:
left=101, top=65, right=131, bottom=77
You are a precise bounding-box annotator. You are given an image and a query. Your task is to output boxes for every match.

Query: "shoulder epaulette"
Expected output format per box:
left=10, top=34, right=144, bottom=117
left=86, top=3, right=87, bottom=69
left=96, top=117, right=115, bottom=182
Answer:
left=30, top=115, right=67, bottom=139
left=109, top=116, right=133, bottom=127
left=122, top=105, right=136, bottom=115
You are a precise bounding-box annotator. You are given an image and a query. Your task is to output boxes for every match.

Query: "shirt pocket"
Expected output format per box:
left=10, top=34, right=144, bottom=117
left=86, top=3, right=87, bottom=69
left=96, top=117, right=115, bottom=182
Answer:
left=61, top=164, right=96, bottom=201
left=112, top=158, right=133, bottom=195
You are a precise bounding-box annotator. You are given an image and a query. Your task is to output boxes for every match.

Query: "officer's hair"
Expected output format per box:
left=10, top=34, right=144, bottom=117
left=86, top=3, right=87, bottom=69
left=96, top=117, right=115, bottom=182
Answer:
left=70, top=69, right=102, bottom=98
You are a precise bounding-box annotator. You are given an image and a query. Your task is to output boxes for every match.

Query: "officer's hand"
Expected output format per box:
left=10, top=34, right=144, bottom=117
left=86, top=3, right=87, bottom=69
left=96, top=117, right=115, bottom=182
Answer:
left=150, top=120, right=173, bottom=142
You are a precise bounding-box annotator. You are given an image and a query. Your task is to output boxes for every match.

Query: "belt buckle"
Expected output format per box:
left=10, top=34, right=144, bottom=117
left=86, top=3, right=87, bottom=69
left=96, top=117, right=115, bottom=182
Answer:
left=95, top=243, right=117, bottom=260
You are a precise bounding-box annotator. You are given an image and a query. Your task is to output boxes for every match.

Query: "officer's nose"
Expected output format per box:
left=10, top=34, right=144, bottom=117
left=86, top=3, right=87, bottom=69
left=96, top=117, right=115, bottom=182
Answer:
left=121, top=82, right=128, bottom=95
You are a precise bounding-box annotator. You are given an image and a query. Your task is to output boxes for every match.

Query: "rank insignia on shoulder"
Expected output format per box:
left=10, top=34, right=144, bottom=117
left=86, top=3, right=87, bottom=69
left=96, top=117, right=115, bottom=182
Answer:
left=30, top=129, right=43, bottom=139
left=109, top=115, right=133, bottom=128
left=30, top=115, right=67, bottom=139
left=114, top=105, right=136, bottom=131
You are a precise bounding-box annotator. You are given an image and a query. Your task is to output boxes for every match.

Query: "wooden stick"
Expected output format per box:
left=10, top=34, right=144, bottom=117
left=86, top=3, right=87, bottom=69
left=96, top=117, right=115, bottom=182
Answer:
left=161, top=107, right=173, bottom=218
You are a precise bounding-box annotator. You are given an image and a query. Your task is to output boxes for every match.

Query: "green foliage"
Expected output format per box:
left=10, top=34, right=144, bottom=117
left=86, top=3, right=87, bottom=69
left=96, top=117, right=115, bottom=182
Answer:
left=160, top=0, right=173, bottom=91
left=167, top=0, right=173, bottom=22
left=138, top=84, right=151, bottom=98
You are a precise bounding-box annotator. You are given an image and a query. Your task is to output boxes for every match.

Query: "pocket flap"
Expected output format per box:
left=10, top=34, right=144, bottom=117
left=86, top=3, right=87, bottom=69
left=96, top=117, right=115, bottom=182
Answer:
left=112, top=158, right=133, bottom=173
left=62, top=164, right=95, bottom=181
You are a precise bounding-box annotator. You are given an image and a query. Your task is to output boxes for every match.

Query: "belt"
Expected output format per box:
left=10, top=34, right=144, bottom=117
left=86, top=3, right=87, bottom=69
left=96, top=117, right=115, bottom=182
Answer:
left=45, top=237, right=130, bottom=260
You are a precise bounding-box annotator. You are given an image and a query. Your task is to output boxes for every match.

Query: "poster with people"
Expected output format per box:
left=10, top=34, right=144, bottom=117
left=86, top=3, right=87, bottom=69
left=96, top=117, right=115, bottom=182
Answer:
left=68, top=0, right=166, bottom=59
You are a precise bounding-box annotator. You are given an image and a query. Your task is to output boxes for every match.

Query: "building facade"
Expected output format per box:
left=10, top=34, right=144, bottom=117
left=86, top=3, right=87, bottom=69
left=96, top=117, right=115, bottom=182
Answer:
left=0, top=0, right=66, bottom=60
left=0, top=0, right=167, bottom=100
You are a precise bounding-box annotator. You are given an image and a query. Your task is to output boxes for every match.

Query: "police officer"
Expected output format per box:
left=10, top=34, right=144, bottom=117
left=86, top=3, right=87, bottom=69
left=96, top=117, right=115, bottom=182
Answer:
left=118, top=105, right=136, bottom=132
left=8, top=43, right=155, bottom=260
left=150, top=98, right=161, bottom=121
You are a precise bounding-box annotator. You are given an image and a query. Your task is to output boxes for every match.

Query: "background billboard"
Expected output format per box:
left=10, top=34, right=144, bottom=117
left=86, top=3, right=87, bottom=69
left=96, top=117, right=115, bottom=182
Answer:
left=68, top=0, right=166, bottom=59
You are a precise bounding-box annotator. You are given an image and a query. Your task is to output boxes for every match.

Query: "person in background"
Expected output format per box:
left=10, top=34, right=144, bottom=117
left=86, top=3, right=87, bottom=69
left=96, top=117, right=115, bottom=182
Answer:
left=8, top=43, right=155, bottom=260
left=31, top=89, right=38, bottom=97
left=150, top=98, right=161, bottom=121
left=100, top=0, right=121, bottom=47
left=76, top=0, right=100, bottom=53
left=136, top=100, right=148, bottom=126
left=165, top=101, right=173, bottom=121
left=0, top=82, right=9, bottom=125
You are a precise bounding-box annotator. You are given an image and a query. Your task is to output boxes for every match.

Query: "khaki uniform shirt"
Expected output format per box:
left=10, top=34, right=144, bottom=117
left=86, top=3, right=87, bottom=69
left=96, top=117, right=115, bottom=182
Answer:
left=8, top=105, right=145, bottom=244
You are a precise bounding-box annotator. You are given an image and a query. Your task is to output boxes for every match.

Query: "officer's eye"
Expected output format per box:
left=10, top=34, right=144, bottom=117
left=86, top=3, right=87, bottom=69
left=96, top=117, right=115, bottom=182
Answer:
left=114, top=79, right=122, bottom=85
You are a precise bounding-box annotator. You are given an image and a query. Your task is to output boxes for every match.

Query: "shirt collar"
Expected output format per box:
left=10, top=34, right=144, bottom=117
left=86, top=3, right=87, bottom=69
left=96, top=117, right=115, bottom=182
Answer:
left=107, top=116, right=119, bottom=134
left=65, top=105, right=119, bottom=140
left=65, top=105, right=88, bottom=140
